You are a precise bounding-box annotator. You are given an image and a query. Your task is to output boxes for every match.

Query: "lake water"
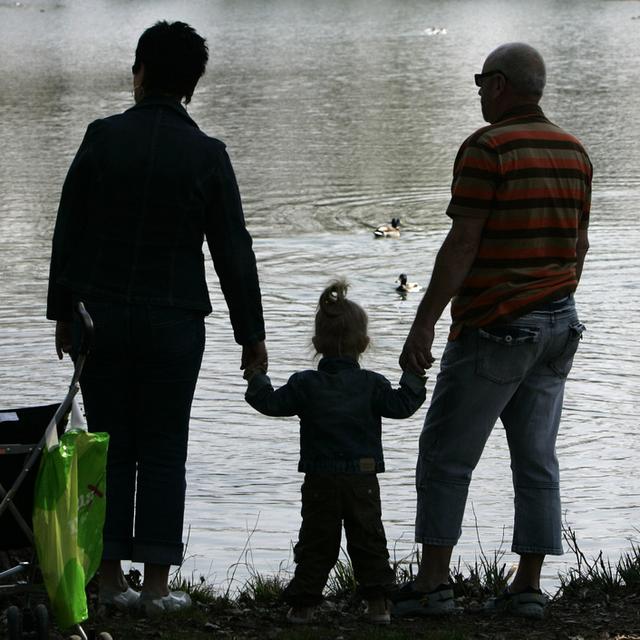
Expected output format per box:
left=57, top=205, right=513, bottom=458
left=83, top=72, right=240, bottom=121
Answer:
left=1, top=0, right=639, bottom=593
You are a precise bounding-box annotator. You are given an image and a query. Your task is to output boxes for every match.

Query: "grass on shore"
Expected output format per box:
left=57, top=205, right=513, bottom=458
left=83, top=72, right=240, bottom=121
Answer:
left=558, top=524, right=640, bottom=599
left=167, top=524, right=640, bottom=610
left=131, top=525, right=638, bottom=639
left=3, top=525, right=638, bottom=640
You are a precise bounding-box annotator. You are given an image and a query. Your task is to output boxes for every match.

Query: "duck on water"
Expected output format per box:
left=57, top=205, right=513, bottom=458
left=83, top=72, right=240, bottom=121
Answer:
left=396, top=273, right=421, bottom=293
left=374, top=218, right=400, bottom=238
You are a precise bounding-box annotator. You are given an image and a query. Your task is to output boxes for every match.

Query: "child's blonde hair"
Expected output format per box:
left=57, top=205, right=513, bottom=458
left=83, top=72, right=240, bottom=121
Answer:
left=313, top=279, right=369, bottom=357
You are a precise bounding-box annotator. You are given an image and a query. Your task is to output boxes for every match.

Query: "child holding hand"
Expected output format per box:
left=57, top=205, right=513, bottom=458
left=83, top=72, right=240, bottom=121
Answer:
left=244, top=280, right=426, bottom=625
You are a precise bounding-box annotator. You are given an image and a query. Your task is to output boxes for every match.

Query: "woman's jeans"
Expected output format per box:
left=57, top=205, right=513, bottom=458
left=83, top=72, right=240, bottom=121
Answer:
left=416, top=298, right=585, bottom=555
left=73, top=299, right=205, bottom=565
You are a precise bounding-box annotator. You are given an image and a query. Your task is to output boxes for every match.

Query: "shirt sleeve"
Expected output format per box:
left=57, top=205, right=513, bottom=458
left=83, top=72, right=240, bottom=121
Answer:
left=46, top=123, right=96, bottom=321
left=245, top=372, right=300, bottom=417
left=445, top=137, right=500, bottom=220
left=372, top=371, right=427, bottom=419
left=205, top=146, right=265, bottom=345
left=579, top=155, right=593, bottom=230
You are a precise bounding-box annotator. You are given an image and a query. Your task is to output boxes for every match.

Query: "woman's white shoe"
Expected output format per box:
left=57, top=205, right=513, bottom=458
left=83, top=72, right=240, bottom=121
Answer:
left=98, top=586, right=141, bottom=611
left=137, top=590, right=192, bottom=615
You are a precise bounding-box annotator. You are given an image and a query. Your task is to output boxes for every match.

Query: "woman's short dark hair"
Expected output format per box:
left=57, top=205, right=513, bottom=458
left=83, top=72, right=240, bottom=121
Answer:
left=133, top=21, right=208, bottom=104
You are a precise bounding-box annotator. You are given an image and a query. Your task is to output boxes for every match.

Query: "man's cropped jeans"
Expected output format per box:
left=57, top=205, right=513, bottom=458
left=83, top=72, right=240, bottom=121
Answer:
left=416, top=297, right=585, bottom=555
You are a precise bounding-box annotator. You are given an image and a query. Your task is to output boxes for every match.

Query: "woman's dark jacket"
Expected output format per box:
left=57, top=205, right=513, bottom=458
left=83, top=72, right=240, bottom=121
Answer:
left=47, top=96, right=264, bottom=346
left=245, top=357, right=426, bottom=473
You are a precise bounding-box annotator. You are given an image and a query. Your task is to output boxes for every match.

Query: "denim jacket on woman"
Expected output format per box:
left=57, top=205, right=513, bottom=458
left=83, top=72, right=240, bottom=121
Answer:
left=245, top=356, right=426, bottom=473
left=46, top=97, right=264, bottom=346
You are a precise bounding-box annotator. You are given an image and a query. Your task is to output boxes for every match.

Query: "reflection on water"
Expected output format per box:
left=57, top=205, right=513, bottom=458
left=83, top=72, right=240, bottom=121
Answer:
left=1, top=0, right=639, bottom=590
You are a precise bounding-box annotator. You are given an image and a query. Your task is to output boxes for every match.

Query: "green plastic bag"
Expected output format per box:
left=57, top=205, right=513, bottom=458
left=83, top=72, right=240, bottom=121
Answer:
left=33, top=399, right=109, bottom=629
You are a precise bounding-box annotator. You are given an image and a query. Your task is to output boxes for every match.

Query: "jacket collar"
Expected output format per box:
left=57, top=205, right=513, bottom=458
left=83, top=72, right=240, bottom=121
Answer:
left=127, top=96, right=199, bottom=129
left=318, top=356, right=361, bottom=373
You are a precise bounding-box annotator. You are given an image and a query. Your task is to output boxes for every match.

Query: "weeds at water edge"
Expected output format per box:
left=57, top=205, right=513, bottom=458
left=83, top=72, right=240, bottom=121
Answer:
left=132, top=519, right=640, bottom=614
left=326, top=554, right=358, bottom=598
left=557, top=523, right=640, bottom=600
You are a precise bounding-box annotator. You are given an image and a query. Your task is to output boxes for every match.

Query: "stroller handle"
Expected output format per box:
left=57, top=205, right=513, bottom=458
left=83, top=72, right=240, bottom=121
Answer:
left=75, top=301, right=94, bottom=356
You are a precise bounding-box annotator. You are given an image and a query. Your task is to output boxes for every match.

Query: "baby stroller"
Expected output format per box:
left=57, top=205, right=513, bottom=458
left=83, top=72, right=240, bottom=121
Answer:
left=0, top=303, right=112, bottom=640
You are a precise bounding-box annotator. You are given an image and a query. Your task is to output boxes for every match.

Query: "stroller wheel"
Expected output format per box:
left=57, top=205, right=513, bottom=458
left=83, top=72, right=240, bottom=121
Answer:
left=7, top=605, right=23, bottom=639
left=34, top=604, right=49, bottom=639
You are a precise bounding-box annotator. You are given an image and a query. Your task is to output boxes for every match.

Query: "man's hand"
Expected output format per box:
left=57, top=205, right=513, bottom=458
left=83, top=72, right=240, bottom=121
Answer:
left=241, top=340, right=268, bottom=375
left=55, top=320, right=73, bottom=360
left=397, top=217, right=484, bottom=376
left=399, top=324, right=436, bottom=376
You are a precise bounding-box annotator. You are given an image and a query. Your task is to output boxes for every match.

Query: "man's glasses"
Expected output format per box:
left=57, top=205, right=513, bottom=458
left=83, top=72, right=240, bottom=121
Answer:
left=474, top=70, right=506, bottom=87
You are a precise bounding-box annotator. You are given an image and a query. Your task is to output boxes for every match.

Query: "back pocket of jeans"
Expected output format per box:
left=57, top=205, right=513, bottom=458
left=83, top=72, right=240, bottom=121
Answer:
left=476, top=326, right=540, bottom=384
left=548, top=322, right=586, bottom=378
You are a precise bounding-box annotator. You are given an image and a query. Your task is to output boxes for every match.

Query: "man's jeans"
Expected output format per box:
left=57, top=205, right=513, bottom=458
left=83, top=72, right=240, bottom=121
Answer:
left=416, top=297, right=584, bottom=555
left=73, top=299, right=205, bottom=565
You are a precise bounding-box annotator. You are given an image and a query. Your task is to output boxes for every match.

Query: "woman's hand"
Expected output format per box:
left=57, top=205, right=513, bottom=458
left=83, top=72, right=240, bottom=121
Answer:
left=243, top=366, right=266, bottom=381
left=241, top=340, right=268, bottom=376
left=55, top=320, right=73, bottom=359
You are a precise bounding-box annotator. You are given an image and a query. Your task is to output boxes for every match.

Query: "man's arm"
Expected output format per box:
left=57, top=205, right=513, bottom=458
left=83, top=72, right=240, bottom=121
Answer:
left=575, top=228, right=589, bottom=283
left=399, top=216, right=485, bottom=375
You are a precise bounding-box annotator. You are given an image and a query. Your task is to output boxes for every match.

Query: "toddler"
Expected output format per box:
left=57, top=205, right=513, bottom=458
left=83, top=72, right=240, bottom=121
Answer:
left=244, top=280, right=426, bottom=624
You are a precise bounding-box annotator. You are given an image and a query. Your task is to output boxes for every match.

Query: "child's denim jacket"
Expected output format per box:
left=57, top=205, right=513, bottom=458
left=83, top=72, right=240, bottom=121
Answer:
left=245, top=356, right=426, bottom=474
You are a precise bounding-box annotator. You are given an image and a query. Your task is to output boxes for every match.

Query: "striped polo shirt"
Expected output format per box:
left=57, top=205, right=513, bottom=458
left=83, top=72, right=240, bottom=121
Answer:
left=446, top=104, right=592, bottom=339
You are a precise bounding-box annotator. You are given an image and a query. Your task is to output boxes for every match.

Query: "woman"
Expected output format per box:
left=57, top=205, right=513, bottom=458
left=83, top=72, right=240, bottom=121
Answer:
left=47, top=21, right=267, bottom=614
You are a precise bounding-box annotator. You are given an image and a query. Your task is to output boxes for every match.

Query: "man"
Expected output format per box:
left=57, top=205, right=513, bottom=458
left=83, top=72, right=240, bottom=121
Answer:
left=47, top=21, right=267, bottom=614
left=393, top=43, right=591, bottom=619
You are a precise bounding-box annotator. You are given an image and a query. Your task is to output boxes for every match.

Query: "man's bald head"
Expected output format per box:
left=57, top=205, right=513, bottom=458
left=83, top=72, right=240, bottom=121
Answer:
left=484, top=42, right=546, bottom=100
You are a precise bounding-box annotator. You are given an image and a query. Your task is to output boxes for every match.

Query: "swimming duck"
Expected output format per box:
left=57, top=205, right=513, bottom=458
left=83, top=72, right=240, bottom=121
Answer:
left=424, top=26, right=447, bottom=36
left=374, top=218, right=400, bottom=238
left=396, top=273, right=422, bottom=293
